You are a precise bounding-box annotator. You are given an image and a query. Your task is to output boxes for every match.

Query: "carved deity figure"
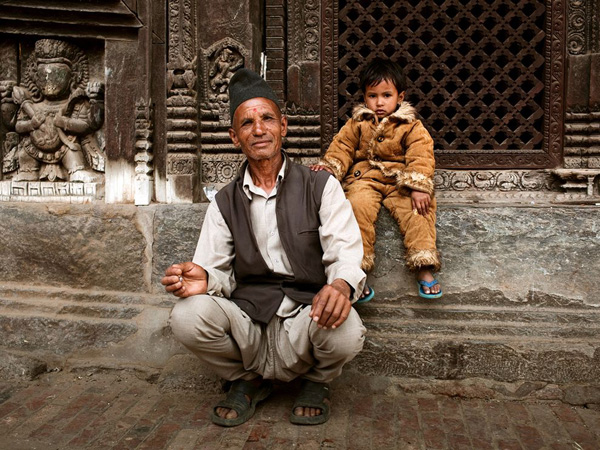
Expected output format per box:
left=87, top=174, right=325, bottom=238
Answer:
left=209, top=47, right=243, bottom=100
left=2, top=39, right=105, bottom=182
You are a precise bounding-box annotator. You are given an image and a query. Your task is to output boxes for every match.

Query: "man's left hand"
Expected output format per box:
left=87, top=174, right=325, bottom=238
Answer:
left=309, top=279, right=352, bottom=330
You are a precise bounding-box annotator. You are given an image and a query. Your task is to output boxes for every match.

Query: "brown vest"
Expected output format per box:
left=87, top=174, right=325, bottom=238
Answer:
left=215, top=157, right=330, bottom=323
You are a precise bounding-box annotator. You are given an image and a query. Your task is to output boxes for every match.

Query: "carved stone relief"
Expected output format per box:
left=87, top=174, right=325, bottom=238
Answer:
left=0, top=38, right=105, bottom=202
left=201, top=38, right=247, bottom=125
left=201, top=153, right=244, bottom=184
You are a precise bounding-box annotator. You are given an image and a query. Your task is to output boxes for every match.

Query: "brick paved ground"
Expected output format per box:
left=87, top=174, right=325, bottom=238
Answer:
left=1, top=371, right=599, bottom=450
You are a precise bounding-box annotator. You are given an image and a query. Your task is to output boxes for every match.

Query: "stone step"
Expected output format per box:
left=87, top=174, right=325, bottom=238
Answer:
left=3, top=286, right=598, bottom=387
left=357, top=296, right=600, bottom=339
left=0, top=282, right=171, bottom=306
left=1, top=202, right=599, bottom=393
left=0, top=287, right=179, bottom=380
left=352, top=336, right=600, bottom=385
left=0, top=308, right=139, bottom=355
left=349, top=297, right=600, bottom=385
left=0, top=296, right=144, bottom=319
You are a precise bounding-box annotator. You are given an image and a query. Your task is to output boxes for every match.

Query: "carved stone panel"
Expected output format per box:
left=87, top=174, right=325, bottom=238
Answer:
left=0, top=38, right=106, bottom=188
left=201, top=38, right=247, bottom=125
left=0, top=1, right=155, bottom=204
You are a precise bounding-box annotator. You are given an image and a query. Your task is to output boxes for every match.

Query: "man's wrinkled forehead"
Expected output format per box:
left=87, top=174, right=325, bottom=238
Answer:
left=233, top=97, right=281, bottom=122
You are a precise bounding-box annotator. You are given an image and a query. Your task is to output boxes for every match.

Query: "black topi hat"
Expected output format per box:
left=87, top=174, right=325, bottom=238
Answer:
left=228, top=68, right=280, bottom=121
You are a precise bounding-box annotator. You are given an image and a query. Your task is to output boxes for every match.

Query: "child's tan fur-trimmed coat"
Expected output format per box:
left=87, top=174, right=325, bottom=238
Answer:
left=319, top=102, right=440, bottom=272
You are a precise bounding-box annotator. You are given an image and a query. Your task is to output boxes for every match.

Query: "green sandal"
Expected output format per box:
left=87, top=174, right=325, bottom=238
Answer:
left=211, top=379, right=273, bottom=427
left=290, top=379, right=331, bottom=425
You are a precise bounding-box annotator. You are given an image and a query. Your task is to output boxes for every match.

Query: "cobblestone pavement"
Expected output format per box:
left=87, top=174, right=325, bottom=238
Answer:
left=1, top=371, right=599, bottom=450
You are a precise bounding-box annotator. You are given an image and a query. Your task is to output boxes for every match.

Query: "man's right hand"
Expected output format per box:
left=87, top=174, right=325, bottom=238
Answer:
left=309, top=278, right=352, bottom=330
left=161, top=262, right=208, bottom=298
left=309, top=164, right=334, bottom=174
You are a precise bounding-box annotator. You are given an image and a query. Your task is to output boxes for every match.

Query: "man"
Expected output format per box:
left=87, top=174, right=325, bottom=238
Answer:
left=162, top=68, right=366, bottom=427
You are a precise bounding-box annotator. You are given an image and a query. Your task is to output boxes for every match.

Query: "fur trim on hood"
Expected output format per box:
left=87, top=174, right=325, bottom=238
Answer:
left=352, top=102, right=417, bottom=123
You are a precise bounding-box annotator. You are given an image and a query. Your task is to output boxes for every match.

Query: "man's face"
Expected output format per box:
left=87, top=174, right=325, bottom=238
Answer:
left=229, top=97, right=287, bottom=162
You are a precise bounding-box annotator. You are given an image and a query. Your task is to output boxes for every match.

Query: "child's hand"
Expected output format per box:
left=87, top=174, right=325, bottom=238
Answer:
left=309, top=164, right=334, bottom=174
left=411, top=190, right=431, bottom=216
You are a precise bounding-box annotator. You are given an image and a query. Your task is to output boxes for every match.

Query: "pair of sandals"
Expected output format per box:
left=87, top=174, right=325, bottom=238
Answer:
left=211, top=378, right=330, bottom=427
left=356, top=279, right=443, bottom=304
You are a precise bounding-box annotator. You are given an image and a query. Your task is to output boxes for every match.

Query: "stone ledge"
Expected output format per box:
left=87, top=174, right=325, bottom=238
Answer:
left=0, top=202, right=598, bottom=389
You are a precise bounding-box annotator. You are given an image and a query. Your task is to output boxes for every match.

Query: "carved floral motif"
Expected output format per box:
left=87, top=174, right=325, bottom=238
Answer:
left=567, top=0, right=587, bottom=55
left=434, top=170, right=558, bottom=192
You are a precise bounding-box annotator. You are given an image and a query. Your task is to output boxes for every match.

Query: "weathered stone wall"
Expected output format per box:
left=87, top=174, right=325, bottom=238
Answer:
left=0, top=202, right=207, bottom=379
left=1, top=202, right=599, bottom=389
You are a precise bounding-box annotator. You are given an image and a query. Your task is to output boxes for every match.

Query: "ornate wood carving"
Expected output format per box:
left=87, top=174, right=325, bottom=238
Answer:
left=201, top=38, right=247, bottom=125
left=265, top=0, right=286, bottom=103
left=288, top=0, right=319, bottom=65
left=567, top=0, right=600, bottom=55
left=562, top=0, right=600, bottom=192
left=322, top=0, right=565, bottom=169
left=567, top=0, right=587, bottom=55
left=320, top=0, right=338, bottom=151
left=134, top=98, right=153, bottom=206
left=201, top=153, right=244, bottom=184
left=435, top=170, right=559, bottom=192
left=166, top=0, right=199, bottom=202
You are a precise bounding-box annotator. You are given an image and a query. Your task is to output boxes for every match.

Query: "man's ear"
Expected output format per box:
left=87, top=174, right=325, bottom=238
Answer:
left=280, top=115, right=288, bottom=137
left=229, top=128, right=240, bottom=147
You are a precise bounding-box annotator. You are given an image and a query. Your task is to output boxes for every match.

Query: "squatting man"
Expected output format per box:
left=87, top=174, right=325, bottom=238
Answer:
left=162, top=68, right=367, bottom=426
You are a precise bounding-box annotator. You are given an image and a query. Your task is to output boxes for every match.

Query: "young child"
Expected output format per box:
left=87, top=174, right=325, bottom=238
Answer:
left=311, top=57, right=442, bottom=301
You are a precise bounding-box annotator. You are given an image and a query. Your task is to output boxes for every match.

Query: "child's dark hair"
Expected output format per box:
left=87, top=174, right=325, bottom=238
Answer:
left=359, top=58, right=407, bottom=94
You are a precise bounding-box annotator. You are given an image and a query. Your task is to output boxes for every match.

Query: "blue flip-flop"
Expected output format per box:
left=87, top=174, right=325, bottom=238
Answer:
left=356, top=285, right=374, bottom=304
left=418, top=279, right=443, bottom=299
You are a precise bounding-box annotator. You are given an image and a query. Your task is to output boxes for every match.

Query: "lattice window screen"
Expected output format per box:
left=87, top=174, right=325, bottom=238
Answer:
left=338, top=0, right=546, bottom=152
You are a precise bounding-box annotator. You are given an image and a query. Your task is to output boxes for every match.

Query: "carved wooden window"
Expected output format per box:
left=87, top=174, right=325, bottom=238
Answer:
left=321, top=0, right=565, bottom=169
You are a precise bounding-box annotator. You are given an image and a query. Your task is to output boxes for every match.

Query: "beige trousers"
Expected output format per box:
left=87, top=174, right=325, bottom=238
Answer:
left=169, top=295, right=366, bottom=383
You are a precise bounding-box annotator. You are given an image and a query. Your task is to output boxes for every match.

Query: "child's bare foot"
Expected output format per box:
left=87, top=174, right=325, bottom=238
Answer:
left=417, top=268, right=442, bottom=298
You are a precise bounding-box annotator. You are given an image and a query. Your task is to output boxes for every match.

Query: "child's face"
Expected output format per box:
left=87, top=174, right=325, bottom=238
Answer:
left=364, top=79, right=405, bottom=119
